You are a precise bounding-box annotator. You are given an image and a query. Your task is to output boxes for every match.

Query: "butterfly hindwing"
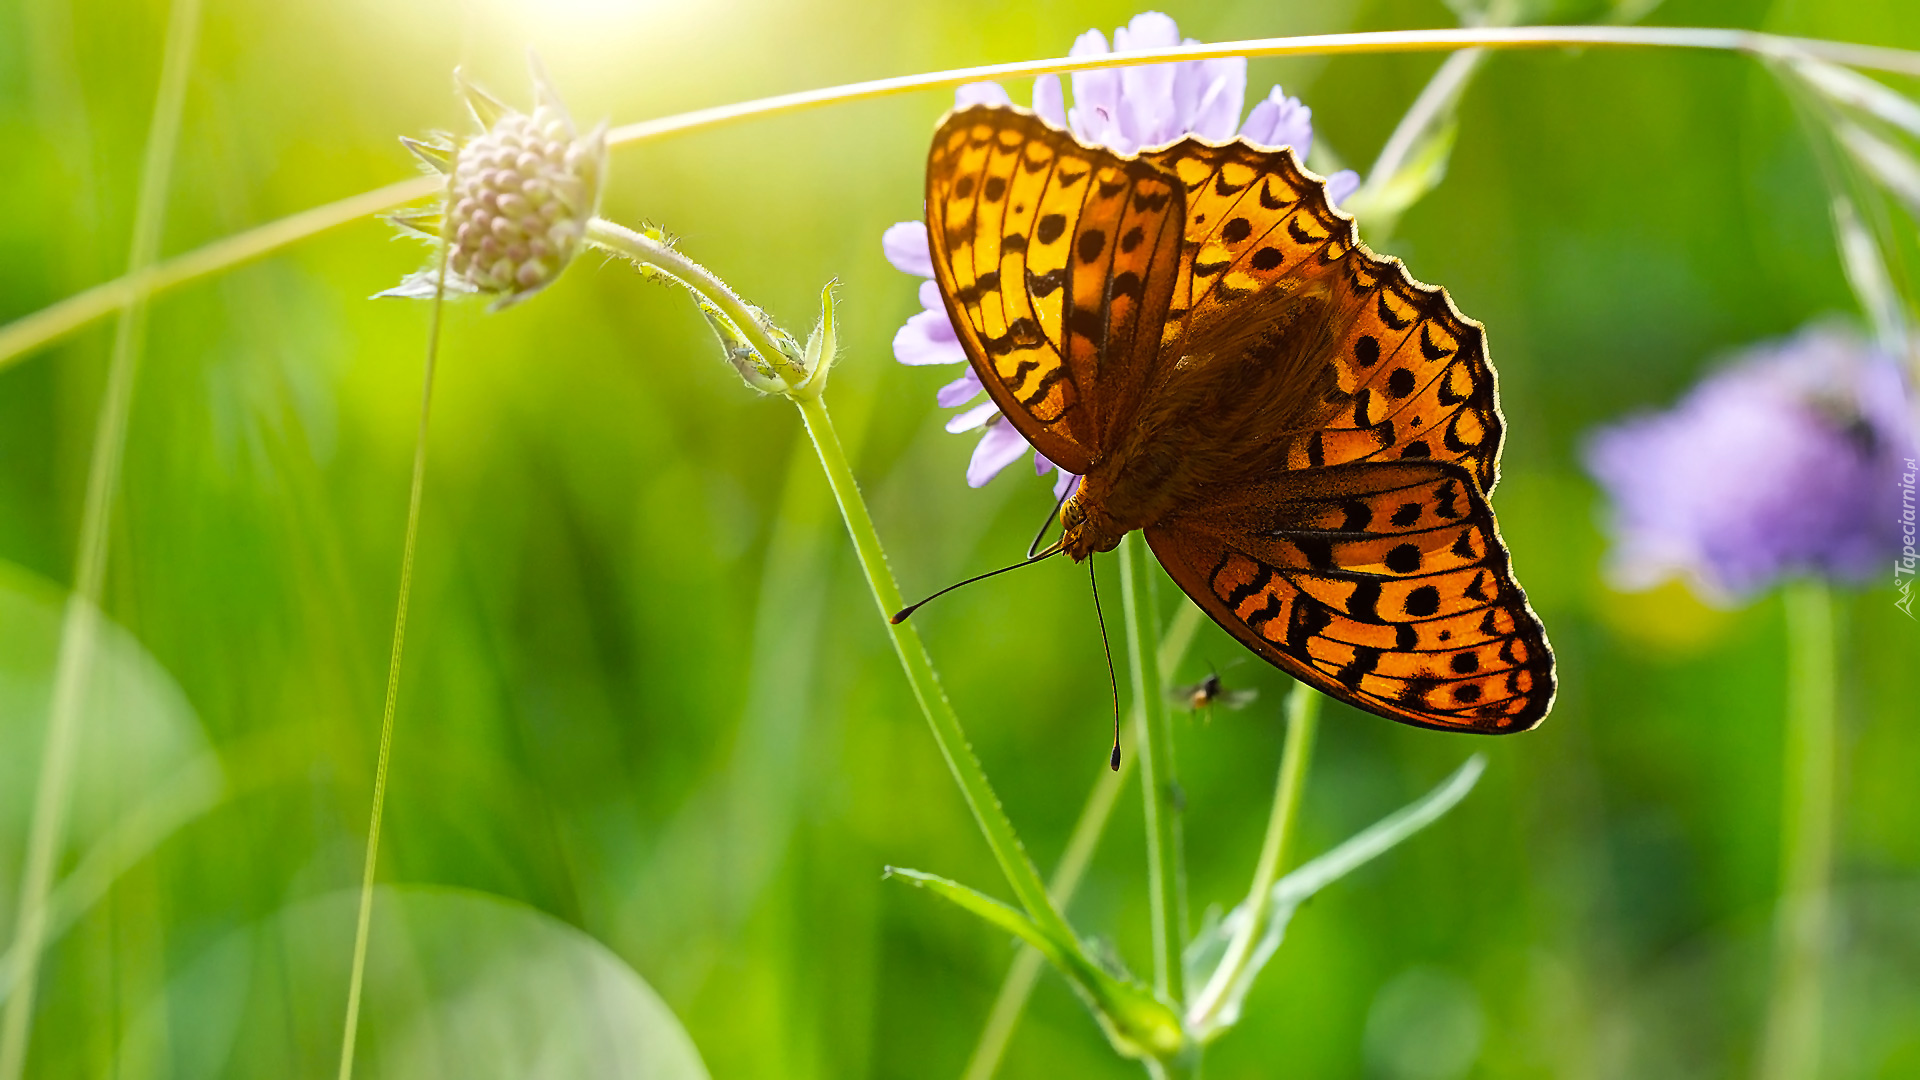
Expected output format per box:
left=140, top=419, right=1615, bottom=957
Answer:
left=1145, top=461, right=1554, bottom=732
left=927, top=107, right=1185, bottom=473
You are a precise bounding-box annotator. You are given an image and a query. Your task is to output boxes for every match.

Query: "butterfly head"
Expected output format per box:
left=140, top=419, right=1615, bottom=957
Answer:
left=1059, top=481, right=1125, bottom=561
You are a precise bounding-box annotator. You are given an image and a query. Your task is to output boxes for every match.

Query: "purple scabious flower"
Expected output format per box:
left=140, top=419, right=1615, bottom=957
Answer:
left=884, top=11, right=1361, bottom=492
left=1582, top=324, right=1916, bottom=602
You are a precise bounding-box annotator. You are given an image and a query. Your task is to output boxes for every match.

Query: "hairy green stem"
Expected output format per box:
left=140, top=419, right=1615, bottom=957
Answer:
left=964, top=604, right=1204, bottom=1080
left=0, top=1, right=198, bottom=1073
left=790, top=392, right=1074, bottom=946
left=585, top=219, right=808, bottom=387
left=1757, top=581, right=1837, bottom=1080
left=5, top=27, right=1918, bottom=371
left=1118, top=533, right=1184, bottom=1004
left=1186, top=683, right=1320, bottom=1035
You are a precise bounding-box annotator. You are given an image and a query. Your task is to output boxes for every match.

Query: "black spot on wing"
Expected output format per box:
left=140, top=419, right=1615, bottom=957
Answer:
left=952, top=270, right=1001, bottom=306
left=1293, top=535, right=1334, bottom=571
left=1284, top=593, right=1333, bottom=652
left=1339, top=500, right=1372, bottom=531
left=1067, top=305, right=1104, bottom=340
left=1336, top=646, right=1382, bottom=689
left=1348, top=580, right=1382, bottom=623
left=1027, top=267, right=1064, bottom=297
left=1404, top=585, right=1441, bottom=618
left=980, top=317, right=1047, bottom=356
left=1018, top=363, right=1071, bottom=408
left=1132, top=188, right=1170, bottom=212
left=1078, top=229, right=1107, bottom=264
left=1385, top=544, right=1421, bottom=574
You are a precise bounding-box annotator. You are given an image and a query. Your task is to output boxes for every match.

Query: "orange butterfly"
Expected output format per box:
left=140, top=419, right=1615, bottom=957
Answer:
left=921, top=104, right=1555, bottom=734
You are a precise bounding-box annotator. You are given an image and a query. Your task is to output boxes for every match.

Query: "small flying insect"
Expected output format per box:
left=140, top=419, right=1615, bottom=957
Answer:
left=1168, top=668, right=1258, bottom=719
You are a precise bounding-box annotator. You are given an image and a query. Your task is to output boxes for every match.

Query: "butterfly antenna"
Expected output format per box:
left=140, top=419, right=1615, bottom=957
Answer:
left=1089, top=555, right=1122, bottom=771
left=1027, top=482, right=1074, bottom=559
left=891, top=540, right=1065, bottom=624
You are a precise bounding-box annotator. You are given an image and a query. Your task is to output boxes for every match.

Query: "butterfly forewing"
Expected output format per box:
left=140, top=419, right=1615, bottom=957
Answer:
left=927, top=108, right=1184, bottom=471
left=1146, top=461, right=1553, bottom=732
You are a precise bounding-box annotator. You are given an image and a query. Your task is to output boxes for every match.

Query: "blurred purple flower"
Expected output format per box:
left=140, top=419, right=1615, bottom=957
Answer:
left=1583, top=324, right=1916, bottom=601
left=885, top=11, right=1361, bottom=491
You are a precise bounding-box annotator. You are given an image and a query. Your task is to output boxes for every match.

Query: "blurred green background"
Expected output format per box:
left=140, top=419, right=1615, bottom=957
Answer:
left=2, top=0, right=1918, bottom=1076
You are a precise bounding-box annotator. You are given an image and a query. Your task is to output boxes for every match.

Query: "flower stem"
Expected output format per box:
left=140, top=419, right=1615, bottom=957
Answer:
left=1118, top=533, right=1184, bottom=1004
left=6, top=29, right=1918, bottom=371
left=789, top=391, right=1074, bottom=946
left=963, top=603, right=1204, bottom=1080
left=1757, top=580, right=1837, bottom=1080
left=584, top=218, right=807, bottom=387
left=1186, top=682, right=1319, bottom=1035
left=0, top=0, right=198, bottom=1073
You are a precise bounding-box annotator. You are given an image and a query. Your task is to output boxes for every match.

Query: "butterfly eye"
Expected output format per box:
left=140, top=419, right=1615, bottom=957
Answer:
left=1061, top=500, right=1086, bottom=530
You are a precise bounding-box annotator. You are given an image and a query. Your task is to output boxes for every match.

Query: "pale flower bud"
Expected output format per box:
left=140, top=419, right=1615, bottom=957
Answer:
left=381, top=56, right=607, bottom=310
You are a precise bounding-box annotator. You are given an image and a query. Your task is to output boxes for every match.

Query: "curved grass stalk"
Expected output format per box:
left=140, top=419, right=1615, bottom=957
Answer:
left=1118, top=534, right=1184, bottom=1003
left=5, top=26, right=1920, bottom=371
left=334, top=224, right=451, bottom=1080
left=0, top=1, right=199, bottom=1074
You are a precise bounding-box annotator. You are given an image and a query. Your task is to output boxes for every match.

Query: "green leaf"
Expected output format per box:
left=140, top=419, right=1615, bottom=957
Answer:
left=885, top=867, right=1186, bottom=1063
left=793, top=280, right=839, bottom=399
left=1184, top=755, right=1486, bottom=1041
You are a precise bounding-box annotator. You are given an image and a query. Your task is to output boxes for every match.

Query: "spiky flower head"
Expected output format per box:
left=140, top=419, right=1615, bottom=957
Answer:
left=383, top=57, right=607, bottom=310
